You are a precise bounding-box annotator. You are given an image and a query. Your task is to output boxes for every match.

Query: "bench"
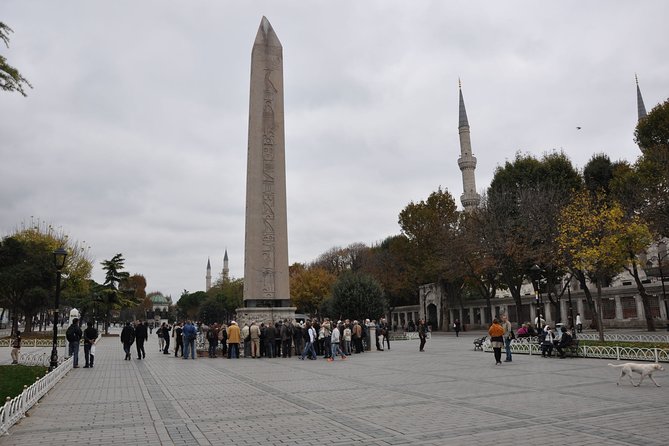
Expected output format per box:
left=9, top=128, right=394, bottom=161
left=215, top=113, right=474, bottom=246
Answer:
left=562, top=339, right=580, bottom=357
left=473, top=336, right=486, bottom=351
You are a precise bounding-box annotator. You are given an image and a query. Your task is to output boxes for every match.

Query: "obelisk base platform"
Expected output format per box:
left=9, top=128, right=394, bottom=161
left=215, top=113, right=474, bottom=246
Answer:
left=235, top=306, right=297, bottom=327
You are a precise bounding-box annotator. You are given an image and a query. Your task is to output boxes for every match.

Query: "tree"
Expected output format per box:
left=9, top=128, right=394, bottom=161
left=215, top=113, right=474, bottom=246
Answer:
left=359, top=235, right=418, bottom=310
left=557, top=191, right=652, bottom=339
left=485, top=152, right=581, bottom=324
left=585, top=156, right=659, bottom=331
left=0, top=237, right=53, bottom=334
left=100, top=254, right=136, bottom=333
left=1, top=22, right=31, bottom=96
left=205, top=277, right=243, bottom=322
left=399, top=187, right=465, bottom=329
left=0, top=221, right=93, bottom=333
left=289, top=263, right=335, bottom=315
left=635, top=98, right=669, bottom=236
left=176, top=290, right=208, bottom=321
left=330, top=272, right=386, bottom=323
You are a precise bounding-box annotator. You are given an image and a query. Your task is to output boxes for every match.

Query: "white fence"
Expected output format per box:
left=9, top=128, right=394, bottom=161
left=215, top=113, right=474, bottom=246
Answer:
left=0, top=339, right=76, bottom=348
left=0, top=356, right=73, bottom=436
left=575, top=333, right=669, bottom=343
left=483, top=341, right=669, bottom=362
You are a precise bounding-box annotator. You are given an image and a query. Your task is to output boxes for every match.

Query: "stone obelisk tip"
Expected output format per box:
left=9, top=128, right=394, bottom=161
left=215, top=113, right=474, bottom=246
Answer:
left=255, top=16, right=282, bottom=48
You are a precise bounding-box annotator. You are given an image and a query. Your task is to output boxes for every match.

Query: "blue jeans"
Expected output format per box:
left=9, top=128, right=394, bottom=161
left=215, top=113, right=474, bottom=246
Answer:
left=183, top=339, right=196, bottom=359
left=301, top=341, right=317, bottom=359
left=69, top=341, right=80, bottom=366
left=228, top=343, right=239, bottom=359
left=84, top=343, right=92, bottom=366
left=265, top=341, right=275, bottom=358
left=331, top=342, right=346, bottom=359
left=504, top=337, right=513, bottom=361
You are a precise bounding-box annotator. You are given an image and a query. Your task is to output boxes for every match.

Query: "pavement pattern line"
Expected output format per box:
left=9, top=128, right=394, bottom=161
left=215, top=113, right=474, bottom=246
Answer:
left=2, top=329, right=668, bottom=445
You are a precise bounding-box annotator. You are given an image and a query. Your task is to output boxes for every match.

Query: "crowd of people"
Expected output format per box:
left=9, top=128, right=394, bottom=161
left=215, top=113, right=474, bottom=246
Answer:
left=112, top=316, right=410, bottom=361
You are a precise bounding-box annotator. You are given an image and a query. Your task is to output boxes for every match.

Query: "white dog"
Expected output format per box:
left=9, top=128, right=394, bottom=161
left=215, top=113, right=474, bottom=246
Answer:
left=608, top=362, right=665, bottom=387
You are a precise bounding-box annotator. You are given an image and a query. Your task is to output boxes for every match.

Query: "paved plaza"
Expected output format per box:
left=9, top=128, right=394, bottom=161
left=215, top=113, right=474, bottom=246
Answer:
left=1, top=331, right=668, bottom=446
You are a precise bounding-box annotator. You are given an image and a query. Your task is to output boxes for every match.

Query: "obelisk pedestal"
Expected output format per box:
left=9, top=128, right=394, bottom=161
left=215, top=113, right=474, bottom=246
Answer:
left=238, top=17, right=295, bottom=325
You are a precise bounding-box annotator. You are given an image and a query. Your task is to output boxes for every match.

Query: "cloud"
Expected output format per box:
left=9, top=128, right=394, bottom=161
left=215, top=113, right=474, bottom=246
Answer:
left=2, top=0, right=668, bottom=301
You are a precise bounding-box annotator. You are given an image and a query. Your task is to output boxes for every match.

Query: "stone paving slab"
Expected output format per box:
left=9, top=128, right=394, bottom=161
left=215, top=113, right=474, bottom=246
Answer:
left=1, top=331, right=668, bottom=445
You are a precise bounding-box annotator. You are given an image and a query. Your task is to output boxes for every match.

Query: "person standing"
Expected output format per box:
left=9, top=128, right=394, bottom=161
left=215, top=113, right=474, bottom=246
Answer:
left=135, top=320, right=148, bottom=360
left=207, top=323, right=220, bottom=358
left=226, top=321, right=240, bottom=359
left=418, top=319, right=427, bottom=352
left=10, top=330, right=21, bottom=365
left=264, top=321, right=276, bottom=358
left=83, top=322, right=98, bottom=368
left=343, top=323, right=352, bottom=355
left=489, top=318, right=505, bottom=365
left=376, top=320, right=385, bottom=351
left=501, top=314, right=513, bottom=363
left=453, top=319, right=461, bottom=337
left=353, top=321, right=363, bottom=354
left=121, top=321, right=135, bottom=360
left=576, top=313, right=583, bottom=334
left=381, top=318, right=391, bottom=350
left=218, top=324, right=228, bottom=357
left=161, top=322, right=172, bottom=354
left=293, top=322, right=304, bottom=358
left=182, top=320, right=197, bottom=359
left=66, top=318, right=83, bottom=368
left=173, top=322, right=183, bottom=357
left=240, top=323, right=251, bottom=358
left=249, top=321, right=261, bottom=358
left=157, top=323, right=165, bottom=352
left=281, top=320, right=293, bottom=358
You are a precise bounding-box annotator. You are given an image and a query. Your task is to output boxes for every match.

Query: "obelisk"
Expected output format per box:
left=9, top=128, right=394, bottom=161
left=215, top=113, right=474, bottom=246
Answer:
left=241, top=17, right=294, bottom=321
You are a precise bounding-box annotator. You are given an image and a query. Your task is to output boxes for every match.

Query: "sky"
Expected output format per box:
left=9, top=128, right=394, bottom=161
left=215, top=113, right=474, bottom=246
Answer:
left=1, top=1, right=667, bottom=302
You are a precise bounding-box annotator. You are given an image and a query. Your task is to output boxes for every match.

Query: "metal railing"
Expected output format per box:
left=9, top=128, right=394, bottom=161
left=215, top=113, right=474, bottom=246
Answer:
left=0, top=339, right=81, bottom=348
left=0, top=356, right=73, bottom=436
left=484, top=341, right=669, bottom=362
left=575, top=333, right=669, bottom=343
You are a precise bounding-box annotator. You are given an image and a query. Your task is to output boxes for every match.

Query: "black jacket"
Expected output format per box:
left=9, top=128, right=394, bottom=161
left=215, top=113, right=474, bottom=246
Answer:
left=135, top=323, right=148, bottom=342
left=121, top=326, right=135, bottom=344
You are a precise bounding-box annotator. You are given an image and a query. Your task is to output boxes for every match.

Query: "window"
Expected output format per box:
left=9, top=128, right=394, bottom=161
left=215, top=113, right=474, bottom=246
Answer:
left=621, top=297, right=637, bottom=319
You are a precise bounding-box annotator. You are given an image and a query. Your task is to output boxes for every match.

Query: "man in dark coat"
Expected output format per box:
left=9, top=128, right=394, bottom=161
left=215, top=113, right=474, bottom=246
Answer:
left=120, top=321, right=135, bottom=360
left=83, top=321, right=98, bottom=368
left=135, top=320, right=148, bottom=359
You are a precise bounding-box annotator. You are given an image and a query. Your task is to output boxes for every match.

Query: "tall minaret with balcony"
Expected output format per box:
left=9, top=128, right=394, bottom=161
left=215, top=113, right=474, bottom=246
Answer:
left=206, top=258, right=212, bottom=291
left=222, top=249, right=230, bottom=282
left=457, top=80, right=481, bottom=212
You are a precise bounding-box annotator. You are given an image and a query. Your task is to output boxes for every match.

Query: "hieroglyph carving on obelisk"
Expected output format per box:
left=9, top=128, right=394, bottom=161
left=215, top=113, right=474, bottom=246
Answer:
left=244, top=17, right=290, bottom=307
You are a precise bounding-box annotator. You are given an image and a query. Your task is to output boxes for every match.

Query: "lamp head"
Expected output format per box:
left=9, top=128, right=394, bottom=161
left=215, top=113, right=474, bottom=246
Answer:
left=53, top=247, right=68, bottom=271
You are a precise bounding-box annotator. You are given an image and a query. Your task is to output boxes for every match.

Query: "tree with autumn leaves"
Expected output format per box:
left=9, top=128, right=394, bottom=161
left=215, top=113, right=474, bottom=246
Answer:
left=557, top=190, right=652, bottom=340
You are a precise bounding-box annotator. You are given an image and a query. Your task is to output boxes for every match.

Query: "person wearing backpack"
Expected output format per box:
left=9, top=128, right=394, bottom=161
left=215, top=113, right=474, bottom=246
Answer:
left=182, top=320, right=197, bottom=359
left=66, top=318, right=83, bottom=368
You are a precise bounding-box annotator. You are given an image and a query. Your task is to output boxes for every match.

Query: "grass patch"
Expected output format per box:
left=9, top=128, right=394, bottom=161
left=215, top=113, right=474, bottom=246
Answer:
left=0, top=365, right=49, bottom=401
left=578, top=340, right=669, bottom=350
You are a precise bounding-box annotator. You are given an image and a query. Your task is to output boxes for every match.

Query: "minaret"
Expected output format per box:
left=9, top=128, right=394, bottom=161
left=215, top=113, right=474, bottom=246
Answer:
left=457, top=80, right=481, bottom=212
left=206, top=258, right=212, bottom=292
left=222, top=249, right=229, bottom=282
left=636, top=74, right=647, bottom=121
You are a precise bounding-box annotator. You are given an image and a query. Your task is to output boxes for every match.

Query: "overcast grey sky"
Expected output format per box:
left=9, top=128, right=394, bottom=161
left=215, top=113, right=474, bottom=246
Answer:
left=1, top=1, right=667, bottom=301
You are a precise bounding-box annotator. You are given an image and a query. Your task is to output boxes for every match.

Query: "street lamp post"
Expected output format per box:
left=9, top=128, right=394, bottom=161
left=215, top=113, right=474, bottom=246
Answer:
left=567, top=283, right=575, bottom=339
left=530, top=265, right=544, bottom=331
left=49, top=247, right=68, bottom=372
